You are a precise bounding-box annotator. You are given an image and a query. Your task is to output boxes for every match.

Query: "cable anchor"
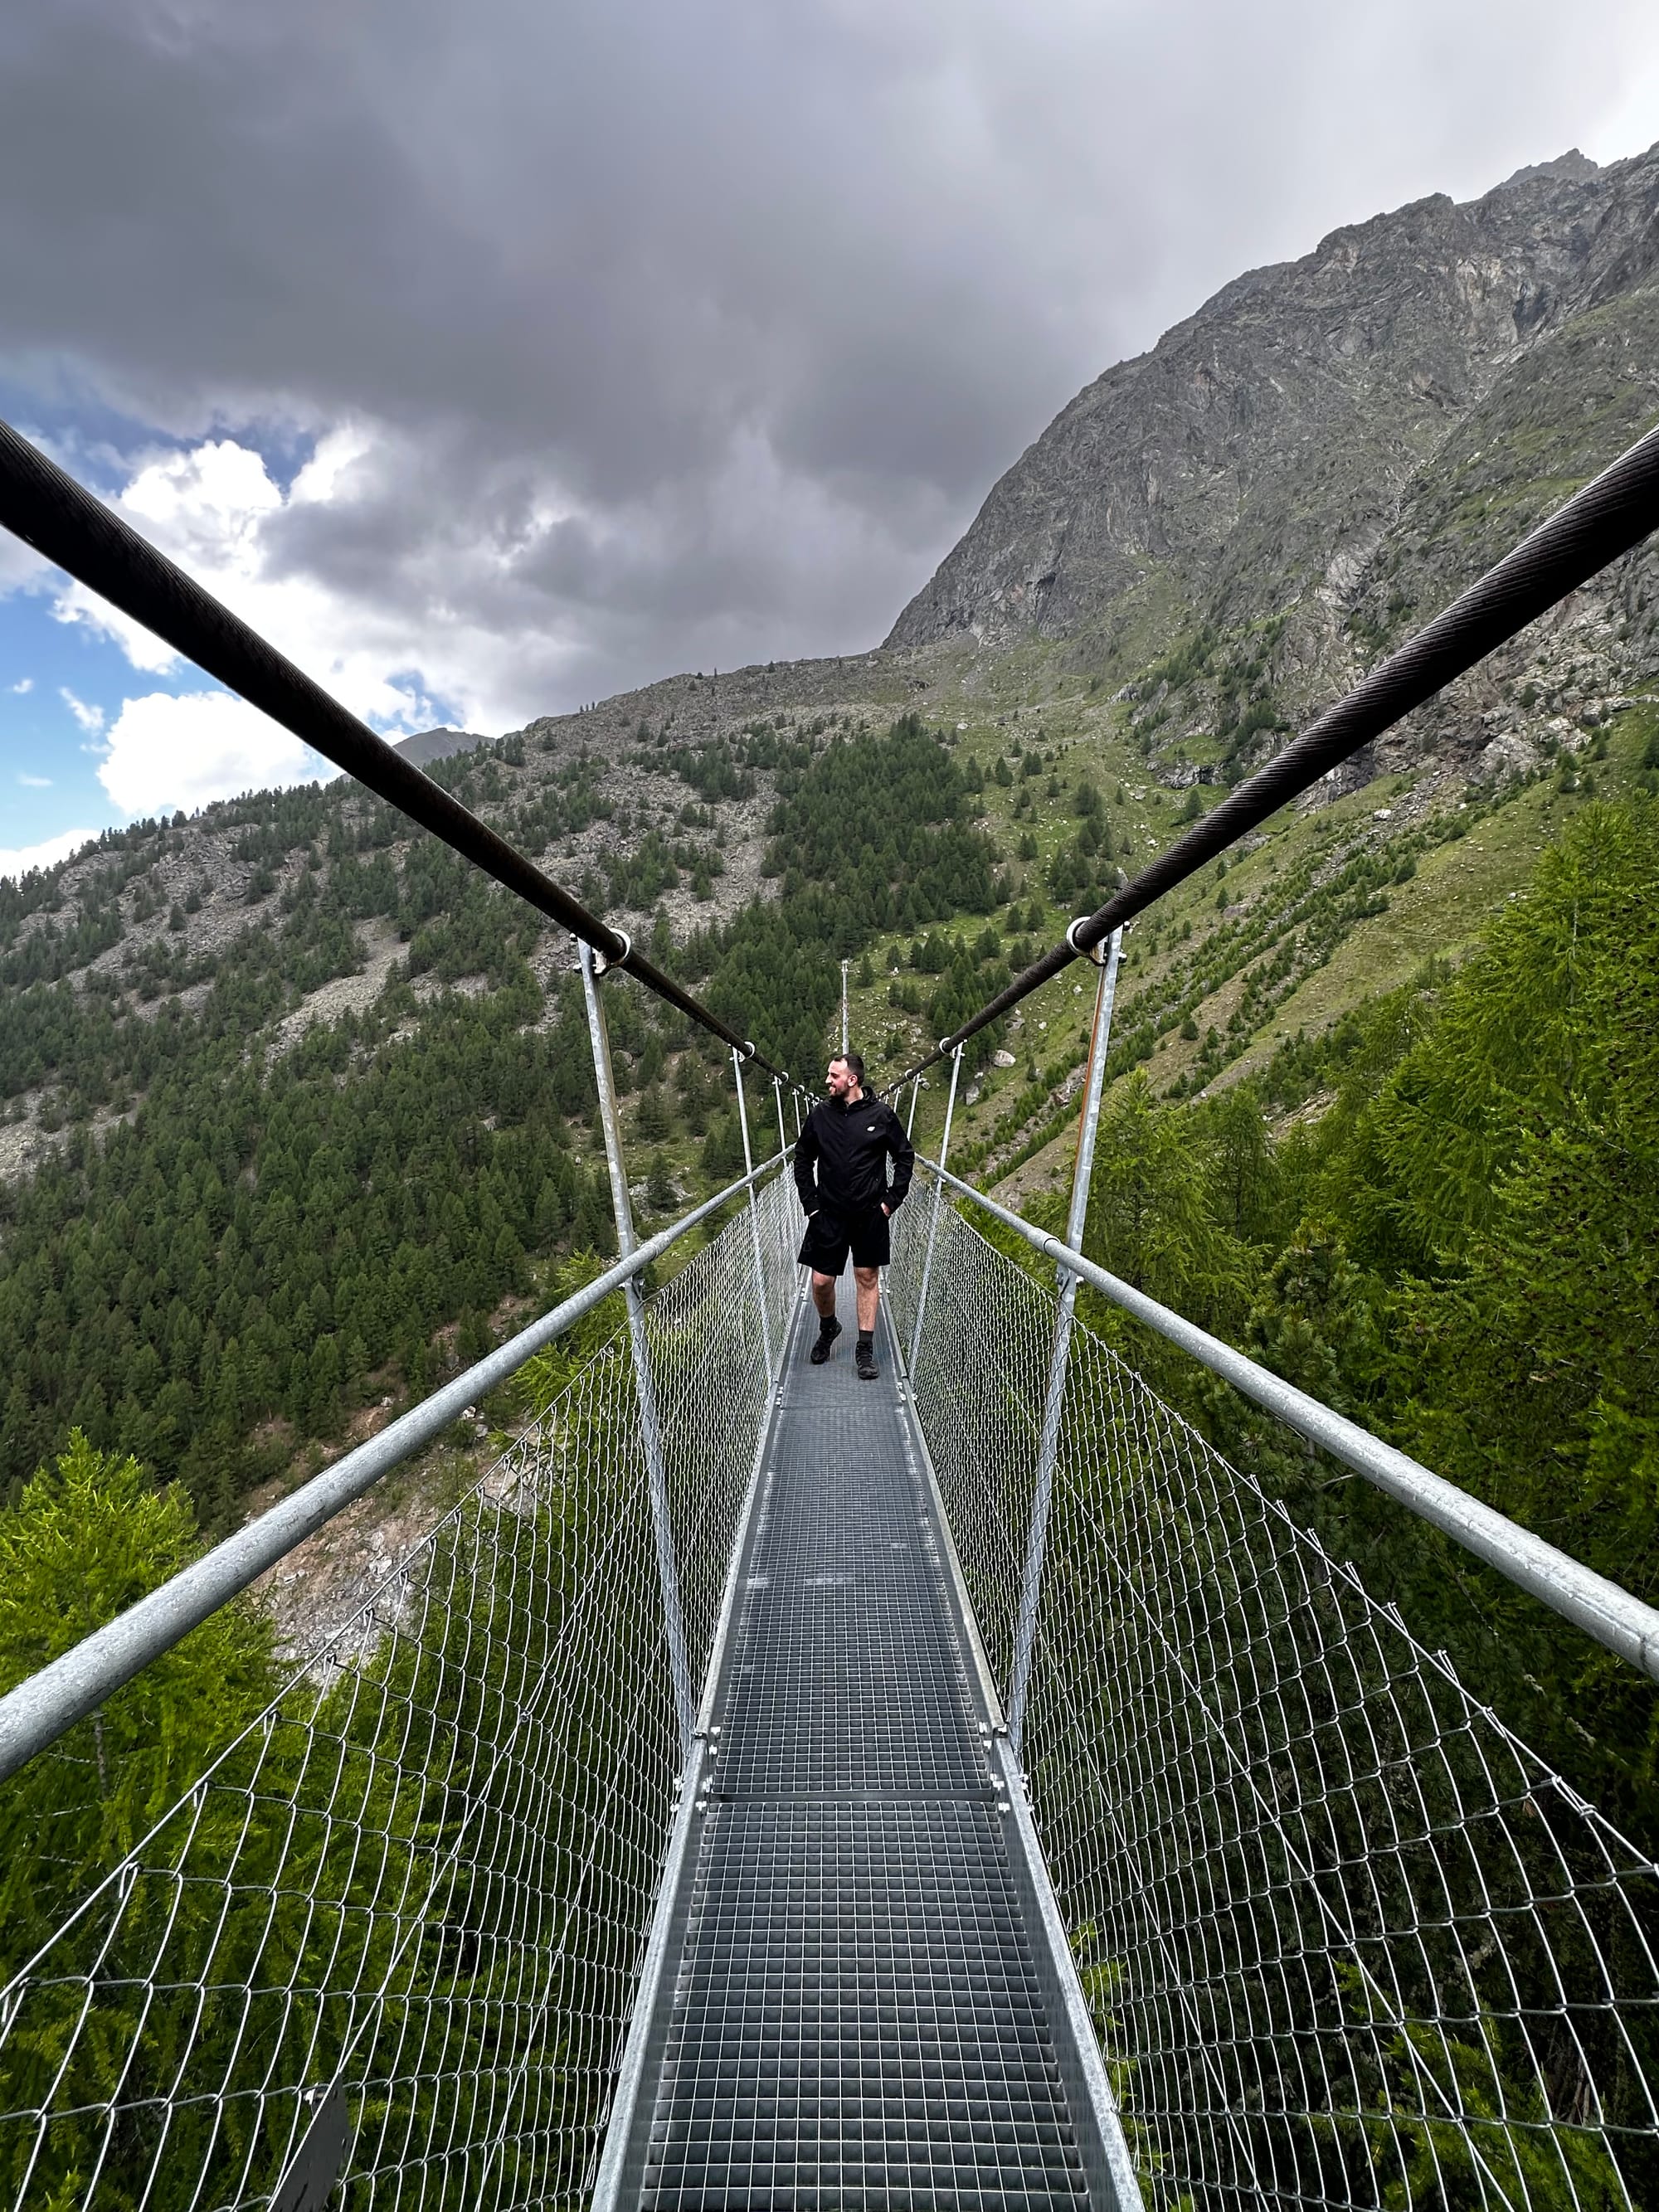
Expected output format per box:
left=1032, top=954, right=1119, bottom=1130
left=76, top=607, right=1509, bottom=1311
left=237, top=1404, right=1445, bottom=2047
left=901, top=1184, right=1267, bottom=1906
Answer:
left=591, top=928, right=632, bottom=978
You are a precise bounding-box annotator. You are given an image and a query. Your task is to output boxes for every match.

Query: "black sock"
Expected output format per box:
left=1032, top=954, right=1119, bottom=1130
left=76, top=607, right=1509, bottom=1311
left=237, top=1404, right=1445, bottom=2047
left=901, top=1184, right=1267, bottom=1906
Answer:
left=857, top=1330, right=873, bottom=1352
left=818, top=1313, right=839, bottom=1334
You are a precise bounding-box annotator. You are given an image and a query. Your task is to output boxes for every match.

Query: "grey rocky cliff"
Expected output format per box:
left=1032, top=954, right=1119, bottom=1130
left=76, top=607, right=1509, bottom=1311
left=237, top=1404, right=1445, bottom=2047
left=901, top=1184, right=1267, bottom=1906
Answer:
left=886, top=142, right=1659, bottom=717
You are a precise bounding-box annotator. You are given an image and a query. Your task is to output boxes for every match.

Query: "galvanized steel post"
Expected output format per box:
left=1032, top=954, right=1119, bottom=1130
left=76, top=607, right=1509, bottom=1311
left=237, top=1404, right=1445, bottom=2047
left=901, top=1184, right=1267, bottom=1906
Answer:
left=908, top=1046, right=962, bottom=1375
left=906, top=1076, right=922, bottom=1139
left=579, top=938, right=695, bottom=1753
left=732, top=1048, right=776, bottom=1380
left=773, top=1075, right=789, bottom=1161
left=1008, top=925, right=1122, bottom=1755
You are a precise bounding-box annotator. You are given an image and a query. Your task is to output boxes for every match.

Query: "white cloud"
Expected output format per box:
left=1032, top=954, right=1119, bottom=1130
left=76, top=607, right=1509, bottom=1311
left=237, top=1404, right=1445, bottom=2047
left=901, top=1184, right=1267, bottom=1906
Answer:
left=10, top=677, right=33, bottom=693
left=39, top=417, right=929, bottom=737
left=16, top=771, right=52, bottom=787
left=0, top=533, right=50, bottom=596
left=96, top=688, right=326, bottom=816
left=54, top=581, right=180, bottom=675
left=51, top=433, right=460, bottom=727
left=121, top=435, right=282, bottom=545
left=60, top=686, right=105, bottom=734
left=0, top=826, right=99, bottom=884
left=54, top=438, right=289, bottom=678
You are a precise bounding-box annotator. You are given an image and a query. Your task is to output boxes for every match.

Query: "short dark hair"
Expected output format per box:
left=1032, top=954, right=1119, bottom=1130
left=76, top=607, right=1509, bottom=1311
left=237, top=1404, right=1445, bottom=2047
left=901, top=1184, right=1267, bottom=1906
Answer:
left=832, top=1048, right=866, bottom=1084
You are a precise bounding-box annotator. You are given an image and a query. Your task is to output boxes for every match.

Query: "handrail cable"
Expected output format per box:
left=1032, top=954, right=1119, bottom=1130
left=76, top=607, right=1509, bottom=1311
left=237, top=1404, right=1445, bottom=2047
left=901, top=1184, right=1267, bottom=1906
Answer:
left=919, top=1150, right=1659, bottom=1683
left=896, top=415, right=1659, bottom=1083
left=0, top=1148, right=790, bottom=1787
left=0, top=416, right=799, bottom=1090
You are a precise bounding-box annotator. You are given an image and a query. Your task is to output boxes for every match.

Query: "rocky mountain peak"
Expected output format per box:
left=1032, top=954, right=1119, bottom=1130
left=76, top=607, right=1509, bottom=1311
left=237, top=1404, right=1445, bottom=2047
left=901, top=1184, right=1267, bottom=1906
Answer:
left=390, top=726, right=488, bottom=766
left=885, top=139, right=1659, bottom=705
left=1496, top=148, right=1600, bottom=192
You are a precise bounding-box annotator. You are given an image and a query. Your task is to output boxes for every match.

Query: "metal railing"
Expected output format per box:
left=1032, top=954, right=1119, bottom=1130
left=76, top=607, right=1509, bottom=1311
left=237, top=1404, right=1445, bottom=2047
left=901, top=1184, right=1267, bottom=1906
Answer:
left=0, top=1159, right=790, bottom=1791
left=921, top=1155, right=1659, bottom=1689
left=0, top=1169, right=802, bottom=2212
left=887, top=1192, right=1659, bottom=2212
left=7, top=1141, right=1655, bottom=2212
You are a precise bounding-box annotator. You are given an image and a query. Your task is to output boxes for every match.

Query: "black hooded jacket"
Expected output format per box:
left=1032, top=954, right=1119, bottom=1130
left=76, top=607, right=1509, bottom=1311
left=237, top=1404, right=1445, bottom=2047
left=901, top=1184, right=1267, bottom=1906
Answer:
left=793, top=1089, right=914, bottom=1218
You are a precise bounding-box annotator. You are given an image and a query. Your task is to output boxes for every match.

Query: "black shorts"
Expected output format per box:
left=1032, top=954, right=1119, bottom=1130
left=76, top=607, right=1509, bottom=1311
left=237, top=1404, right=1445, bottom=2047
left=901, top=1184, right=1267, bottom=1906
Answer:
left=798, top=1205, right=891, bottom=1276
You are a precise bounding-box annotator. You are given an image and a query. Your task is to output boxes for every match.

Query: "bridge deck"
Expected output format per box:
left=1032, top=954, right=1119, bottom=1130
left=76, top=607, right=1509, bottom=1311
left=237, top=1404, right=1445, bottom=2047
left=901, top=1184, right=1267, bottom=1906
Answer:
left=637, top=1275, right=1093, bottom=2208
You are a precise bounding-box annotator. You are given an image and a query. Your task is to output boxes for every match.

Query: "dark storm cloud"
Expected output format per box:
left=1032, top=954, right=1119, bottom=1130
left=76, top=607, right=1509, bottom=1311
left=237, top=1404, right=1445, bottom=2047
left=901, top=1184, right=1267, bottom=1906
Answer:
left=0, top=0, right=1652, bottom=720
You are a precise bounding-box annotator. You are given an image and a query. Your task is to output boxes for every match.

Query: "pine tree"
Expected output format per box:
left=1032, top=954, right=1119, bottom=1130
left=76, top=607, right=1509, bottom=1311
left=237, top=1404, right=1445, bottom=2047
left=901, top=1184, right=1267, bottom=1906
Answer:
left=0, top=1433, right=280, bottom=1976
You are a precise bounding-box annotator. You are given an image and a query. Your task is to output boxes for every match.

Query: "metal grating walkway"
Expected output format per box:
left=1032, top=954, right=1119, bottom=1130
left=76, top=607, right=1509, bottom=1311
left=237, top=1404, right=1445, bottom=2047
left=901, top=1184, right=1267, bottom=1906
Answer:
left=637, top=1276, right=1094, bottom=2208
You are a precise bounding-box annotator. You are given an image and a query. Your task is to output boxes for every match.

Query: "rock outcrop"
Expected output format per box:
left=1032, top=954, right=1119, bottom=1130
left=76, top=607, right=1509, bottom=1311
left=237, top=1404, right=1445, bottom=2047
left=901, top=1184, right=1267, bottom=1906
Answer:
left=887, top=142, right=1659, bottom=724
left=390, top=726, right=488, bottom=767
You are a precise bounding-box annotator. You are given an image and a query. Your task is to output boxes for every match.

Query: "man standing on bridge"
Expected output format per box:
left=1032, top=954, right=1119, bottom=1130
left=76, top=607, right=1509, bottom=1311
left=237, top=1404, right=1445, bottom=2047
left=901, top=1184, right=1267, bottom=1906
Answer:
left=794, top=1049, right=914, bottom=1380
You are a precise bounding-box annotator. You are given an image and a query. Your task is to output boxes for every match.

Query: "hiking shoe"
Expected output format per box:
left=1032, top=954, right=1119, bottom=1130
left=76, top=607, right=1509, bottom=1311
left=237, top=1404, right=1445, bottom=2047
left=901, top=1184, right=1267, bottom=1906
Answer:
left=855, top=1339, right=878, bottom=1382
left=810, top=1318, right=842, bottom=1365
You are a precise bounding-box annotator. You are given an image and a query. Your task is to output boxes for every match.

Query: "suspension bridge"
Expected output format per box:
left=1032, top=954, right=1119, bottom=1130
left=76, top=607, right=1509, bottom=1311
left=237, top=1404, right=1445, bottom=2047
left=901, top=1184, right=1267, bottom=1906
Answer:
left=0, top=416, right=1657, bottom=2210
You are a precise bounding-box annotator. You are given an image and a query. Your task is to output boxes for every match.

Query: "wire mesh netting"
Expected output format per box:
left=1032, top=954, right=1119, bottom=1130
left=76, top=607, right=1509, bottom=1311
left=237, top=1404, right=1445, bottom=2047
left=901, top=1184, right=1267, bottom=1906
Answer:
left=888, top=1186, right=1659, bottom=2212
left=0, top=1170, right=800, bottom=2212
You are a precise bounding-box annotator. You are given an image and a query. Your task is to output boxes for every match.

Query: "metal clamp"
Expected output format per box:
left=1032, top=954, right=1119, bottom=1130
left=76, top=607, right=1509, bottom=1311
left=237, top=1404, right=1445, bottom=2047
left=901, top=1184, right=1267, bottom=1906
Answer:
left=1065, top=917, right=1106, bottom=964
left=592, top=928, right=632, bottom=978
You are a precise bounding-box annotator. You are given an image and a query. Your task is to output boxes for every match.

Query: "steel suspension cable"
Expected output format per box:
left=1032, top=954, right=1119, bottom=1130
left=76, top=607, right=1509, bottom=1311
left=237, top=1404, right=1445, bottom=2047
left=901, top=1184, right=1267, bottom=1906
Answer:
left=0, top=416, right=798, bottom=1089
left=897, top=416, right=1659, bottom=1084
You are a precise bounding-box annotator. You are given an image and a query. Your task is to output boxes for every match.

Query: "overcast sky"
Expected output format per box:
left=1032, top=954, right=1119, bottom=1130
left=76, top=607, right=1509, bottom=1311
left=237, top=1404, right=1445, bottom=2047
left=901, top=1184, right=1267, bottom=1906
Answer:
left=2, top=0, right=1657, bottom=875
